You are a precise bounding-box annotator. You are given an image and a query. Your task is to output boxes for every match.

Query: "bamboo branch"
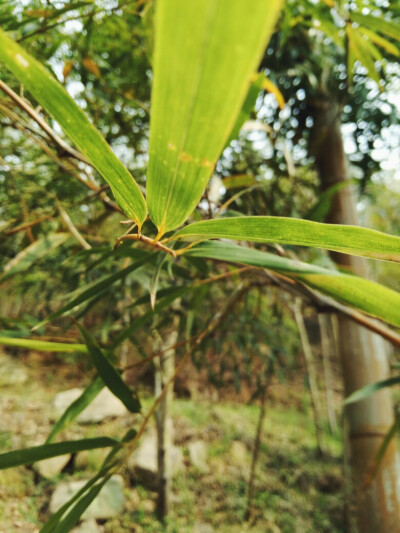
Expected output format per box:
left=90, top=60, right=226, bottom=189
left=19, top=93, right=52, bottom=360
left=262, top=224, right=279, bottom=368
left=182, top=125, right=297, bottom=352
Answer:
left=57, top=202, right=91, bottom=250
left=0, top=79, right=89, bottom=165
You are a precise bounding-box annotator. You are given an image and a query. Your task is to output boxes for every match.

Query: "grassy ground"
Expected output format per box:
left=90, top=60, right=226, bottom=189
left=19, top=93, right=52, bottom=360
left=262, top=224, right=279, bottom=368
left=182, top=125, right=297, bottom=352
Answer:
left=0, top=350, right=347, bottom=533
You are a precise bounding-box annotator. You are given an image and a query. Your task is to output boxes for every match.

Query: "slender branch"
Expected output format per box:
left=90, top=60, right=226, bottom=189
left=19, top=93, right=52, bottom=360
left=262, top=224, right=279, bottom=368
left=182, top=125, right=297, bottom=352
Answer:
left=0, top=79, right=89, bottom=164
left=57, top=201, right=91, bottom=250
left=261, top=270, right=400, bottom=348
left=115, top=233, right=177, bottom=257
left=121, top=283, right=249, bottom=464
left=1, top=99, right=122, bottom=212
left=4, top=216, right=53, bottom=235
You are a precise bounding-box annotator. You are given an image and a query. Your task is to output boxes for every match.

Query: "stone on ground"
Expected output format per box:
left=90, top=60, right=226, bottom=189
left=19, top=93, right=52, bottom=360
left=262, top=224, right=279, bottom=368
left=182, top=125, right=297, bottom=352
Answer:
left=188, top=440, right=209, bottom=473
left=128, top=432, right=185, bottom=489
left=52, top=387, right=127, bottom=424
left=34, top=454, right=71, bottom=479
left=71, top=518, right=102, bottom=533
left=49, top=475, right=125, bottom=520
left=0, top=354, right=28, bottom=386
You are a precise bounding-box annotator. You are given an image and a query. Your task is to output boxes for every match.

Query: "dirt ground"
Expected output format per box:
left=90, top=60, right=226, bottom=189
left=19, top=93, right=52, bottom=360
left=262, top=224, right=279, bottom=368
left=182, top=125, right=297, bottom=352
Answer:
left=0, top=348, right=350, bottom=533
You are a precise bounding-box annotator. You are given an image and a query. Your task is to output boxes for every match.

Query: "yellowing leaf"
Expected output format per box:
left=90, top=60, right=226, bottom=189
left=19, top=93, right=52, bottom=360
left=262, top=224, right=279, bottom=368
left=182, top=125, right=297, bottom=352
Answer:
left=63, top=60, right=74, bottom=81
left=346, top=24, right=381, bottom=84
left=82, top=57, right=101, bottom=78
left=262, top=76, right=285, bottom=109
left=222, top=175, right=256, bottom=190
left=358, top=26, right=400, bottom=57
left=25, top=9, right=53, bottom=18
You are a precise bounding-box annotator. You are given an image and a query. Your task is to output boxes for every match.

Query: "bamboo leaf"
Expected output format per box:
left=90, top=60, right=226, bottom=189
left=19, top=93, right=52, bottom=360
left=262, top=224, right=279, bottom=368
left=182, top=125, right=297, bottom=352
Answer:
left=0, top=30, right=147, bottom=226
left=344, top=377, right=400, bottom=405
left=351, top=13, right=400, bottom=42
left=40, top=434, right=132, bottom=533
left=305, top=179, right=356, bottom=222
left=222, top=175, right=256, bottom=190
left=173, top=216, right=400, bottom=262
left=346, top=24, right=381, bottom=84
left=225, top=73, right=266, bottom=148
left=358, top=26, right=400, bottom=57
left=262, top=76, right=285, bottom=109
left=52, top=475, right=111, bottom=533
left=0, top=336, right=87, bottom=353
left=40, top=471, right=108, bottom=533
left=147, top=0, right=283, bottom=235
left=0, top=438, right=118, bottom=470
left=0, top=233, right=69, bottom=283
left=33, top=254, right=152, bottom=330
left=183, top=241, right=400, bottom=328
left=366, top=412, right=400, bottom=486
left=78, top=324, right=141, bottom=413
left=46, top=376, right=104, bottom=443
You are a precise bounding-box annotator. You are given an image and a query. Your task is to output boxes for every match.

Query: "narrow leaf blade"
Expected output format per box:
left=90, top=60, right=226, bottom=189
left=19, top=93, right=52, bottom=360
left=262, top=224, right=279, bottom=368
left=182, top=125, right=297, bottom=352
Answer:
left=344, top=377, right=400, bottom=405
left=0, top=438, right=118, bottom=470
left=183, top=241, right=400, bottom=328
left=1, top=233, right=69, bottom=283
left=33, top=254, right=152, bottom=330
left=46, top=376, right=104, bottom=443
left=53, top=475, right=111, bottom=533
left=0, top=336, right=87, bottom=353
left=0, top=30, right=147, bottom=225
left=78, top=324, right=141, bottom=413
left=173, top=216, right=400, bottom=262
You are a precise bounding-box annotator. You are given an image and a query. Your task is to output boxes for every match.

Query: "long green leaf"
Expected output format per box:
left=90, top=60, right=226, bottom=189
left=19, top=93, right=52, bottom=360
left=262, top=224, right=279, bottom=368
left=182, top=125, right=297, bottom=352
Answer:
left=147, top=0, right=283, bottom=234
left=358, top=26, right=400, bottom=57
left=344, top=376, right=400, bottom=406
left=33, top=254, right=152, bottom=330
left=224, top=73, right=266, bottom=148
left=0, top=233, right=69, bottom=283
left=173, top=216, right=400, bottom=262
left=46, top=376, right=104, bottom=443
left=306, top=180, right=356, bottom=222
left=350, top=13, right=400, bottom=42
left=78, top=324, right=141, bottom=413
left=367, top=412, right=400, bottom=485
left=40, top=434, right=131, bottom=533
left=0, top=438, right=118, bottom=469
left=346, top=24, right=380, bottom=84
left=41, top=470, right=108, bottom=533
left=53, top=475, right=112, bottom=533
left=0, top=30, right=147, bottom=226
left=183, top=241, right=400, bottom=328
left=0, top=336, right=87, bottom=353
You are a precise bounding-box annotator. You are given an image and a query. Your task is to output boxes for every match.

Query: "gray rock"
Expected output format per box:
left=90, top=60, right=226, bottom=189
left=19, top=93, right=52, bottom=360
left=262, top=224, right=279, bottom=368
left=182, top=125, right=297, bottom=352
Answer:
left=53, top=387, right=127, bottom=424
left=0, top=354, right=28, bottom=386
left=230, top=440, right=247, bottom=464
left=193, top=523, right=215, bottom=533
left=34, top=454, right=71, bottom=479
left=188, top=440, right=209, bottom=473
left=71, top=519, right=102, bottom=533
left=50, top=475, right=125, bottom=519
left=128, top=433, right=185, bottom=489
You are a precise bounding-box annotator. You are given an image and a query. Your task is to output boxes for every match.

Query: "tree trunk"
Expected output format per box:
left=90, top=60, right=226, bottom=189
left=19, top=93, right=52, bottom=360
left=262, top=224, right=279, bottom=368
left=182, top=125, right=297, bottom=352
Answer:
left=154, top=314, right=180, bottom=522
left=310, top=97, right=400, bottom=532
